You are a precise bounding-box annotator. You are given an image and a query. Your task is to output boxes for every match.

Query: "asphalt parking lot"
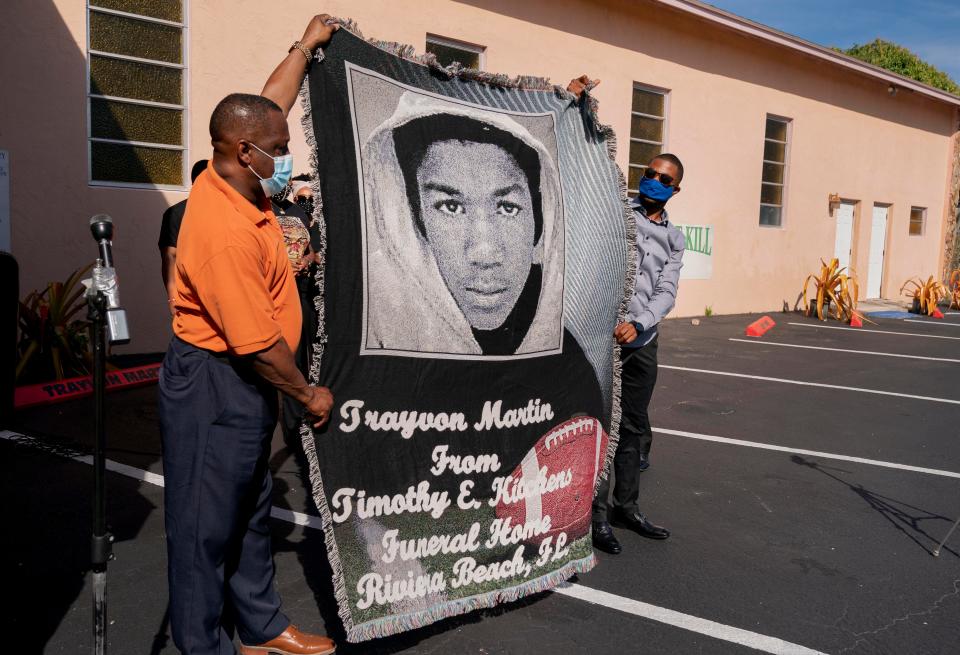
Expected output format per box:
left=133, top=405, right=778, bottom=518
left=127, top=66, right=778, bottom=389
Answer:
left=4, top=310, right=960, bottom=654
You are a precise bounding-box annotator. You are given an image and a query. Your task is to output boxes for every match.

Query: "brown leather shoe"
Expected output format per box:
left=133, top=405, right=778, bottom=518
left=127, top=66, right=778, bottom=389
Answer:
left=239, top=625, right=336, bottom=655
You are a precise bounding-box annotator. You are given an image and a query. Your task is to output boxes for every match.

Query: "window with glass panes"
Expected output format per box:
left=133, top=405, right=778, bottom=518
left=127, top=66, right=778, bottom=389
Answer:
left=425, top=35, right=484, bottom=70
left=909, top=207, right=925, bottom=236
left=87, top=0, right=186, bottom=187
left=759, top=116, right=790, bottom=226
left=626, top=86, right=667, bottom=197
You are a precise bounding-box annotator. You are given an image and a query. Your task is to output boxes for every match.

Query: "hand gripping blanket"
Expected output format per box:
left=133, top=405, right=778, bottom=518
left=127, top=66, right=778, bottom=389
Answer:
left=299, top=24, right=636, bottom=642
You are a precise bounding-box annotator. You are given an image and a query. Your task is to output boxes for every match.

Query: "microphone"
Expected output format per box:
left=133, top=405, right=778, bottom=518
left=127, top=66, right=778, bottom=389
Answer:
left=87, top=213, right=130, bottom=344
left=89, top=214, right=115, bottom=268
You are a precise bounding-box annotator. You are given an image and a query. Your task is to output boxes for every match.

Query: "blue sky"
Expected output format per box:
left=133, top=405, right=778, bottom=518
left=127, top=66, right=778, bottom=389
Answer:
left=703, top=0, right=960, bottom=83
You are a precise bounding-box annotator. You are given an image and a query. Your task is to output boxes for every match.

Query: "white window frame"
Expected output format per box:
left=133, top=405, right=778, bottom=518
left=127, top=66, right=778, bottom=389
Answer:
left=86, top=2, right=189, bottom=191
left=626, top=83, right=670, bottom=195
left=759, top=113, right=791, bottom=229
left=908, top=206, right=926, bottom=236
left=425, top=33, right=486, bottom=70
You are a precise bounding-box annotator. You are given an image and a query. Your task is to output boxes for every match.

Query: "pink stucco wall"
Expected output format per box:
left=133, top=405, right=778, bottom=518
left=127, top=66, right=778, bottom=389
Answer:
left=2, top=0, right=957, bottom=353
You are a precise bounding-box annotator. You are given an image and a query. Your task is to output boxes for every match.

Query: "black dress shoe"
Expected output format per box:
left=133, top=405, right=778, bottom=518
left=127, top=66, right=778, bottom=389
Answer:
left=637, top=454, right=650, bottom=472
left=612, top=509, right=670, bottom=540
left=592, top=521, right=622, bottom=554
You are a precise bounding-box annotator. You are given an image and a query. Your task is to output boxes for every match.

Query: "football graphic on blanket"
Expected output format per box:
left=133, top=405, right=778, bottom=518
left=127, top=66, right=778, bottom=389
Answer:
left=494, top=417, right=609, bottom=544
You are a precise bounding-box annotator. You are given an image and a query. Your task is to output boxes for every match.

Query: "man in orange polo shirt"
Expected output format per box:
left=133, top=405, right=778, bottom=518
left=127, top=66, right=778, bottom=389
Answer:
left=158, top=15, right=338, bottom=655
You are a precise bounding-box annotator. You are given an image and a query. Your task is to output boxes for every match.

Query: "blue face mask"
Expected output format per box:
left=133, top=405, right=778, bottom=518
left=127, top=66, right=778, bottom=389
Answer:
left=248, top=142, right=293, bottom=197
left=638, top=176, right=675, bottom=203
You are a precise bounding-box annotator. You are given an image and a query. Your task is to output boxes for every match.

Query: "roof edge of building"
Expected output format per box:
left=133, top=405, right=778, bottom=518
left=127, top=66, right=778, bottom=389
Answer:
left=657, top=0, right=960, bottom=108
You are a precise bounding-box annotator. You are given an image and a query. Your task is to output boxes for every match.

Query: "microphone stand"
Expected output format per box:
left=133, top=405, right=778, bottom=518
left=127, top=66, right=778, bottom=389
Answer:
left=88, top=282, right=113, bottom=655
left=934, top=515, right=960, bottom=557
left=86, top=213, right=128, bottom=654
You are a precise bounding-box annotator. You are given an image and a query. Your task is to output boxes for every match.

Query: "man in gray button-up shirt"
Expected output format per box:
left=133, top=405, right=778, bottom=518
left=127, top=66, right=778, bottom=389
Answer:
left=593, top=153, right=686, bottom=555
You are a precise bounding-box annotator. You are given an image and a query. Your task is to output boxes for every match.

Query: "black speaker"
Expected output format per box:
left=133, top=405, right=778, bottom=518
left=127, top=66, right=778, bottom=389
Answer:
left=0, top=251, right=17, bottom=427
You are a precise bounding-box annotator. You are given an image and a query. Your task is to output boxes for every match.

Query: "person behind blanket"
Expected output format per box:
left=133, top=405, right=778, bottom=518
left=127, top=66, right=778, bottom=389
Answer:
left=158, top=14, right=339, bottom=655
left=291, top=175, right=315, bottom=215
left=158, top=158, right=209, bottom=316
left=271, top=179, right=323, bottom=457
left=570, top=67, right=686, bottom=556
left=290, top=175, right=323, bottom=266
left=591, top=152, right=685, bottom=555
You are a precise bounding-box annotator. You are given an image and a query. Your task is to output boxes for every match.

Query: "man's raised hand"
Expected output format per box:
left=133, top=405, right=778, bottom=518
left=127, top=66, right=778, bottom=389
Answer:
left=261, top=14, right=340, bottom=117
left=566, top=75, right=600, bottom=101
left=301, top=14, right=339, bottom=51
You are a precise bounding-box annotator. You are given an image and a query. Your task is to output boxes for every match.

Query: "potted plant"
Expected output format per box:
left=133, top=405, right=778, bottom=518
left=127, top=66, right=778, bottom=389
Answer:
left=16, top=263, right=94, bottom=384
left=800, top=258, right=862, bottom=322
left=901, top=275, right=948, bottom=316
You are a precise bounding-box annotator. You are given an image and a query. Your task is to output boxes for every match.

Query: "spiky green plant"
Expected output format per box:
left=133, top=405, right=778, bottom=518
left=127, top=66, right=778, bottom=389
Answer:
left=16, top=263, right=94, bottom=383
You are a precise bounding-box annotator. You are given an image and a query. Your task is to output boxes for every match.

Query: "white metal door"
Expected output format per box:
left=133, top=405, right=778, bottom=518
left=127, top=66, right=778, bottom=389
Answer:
left=833, top=201, right=855, bottom=272
left=866, top=205, right=888, bottom=298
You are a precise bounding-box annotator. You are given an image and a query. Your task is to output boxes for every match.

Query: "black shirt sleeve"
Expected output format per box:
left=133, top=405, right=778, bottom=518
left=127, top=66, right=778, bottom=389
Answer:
left=158, top=200, right=188, bottom=250
left=306, top=217, right=323, bottom=253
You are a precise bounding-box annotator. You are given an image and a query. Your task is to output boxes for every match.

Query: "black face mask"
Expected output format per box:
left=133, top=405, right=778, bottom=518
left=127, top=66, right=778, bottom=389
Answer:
left=295, top=195, right=314, bottom=216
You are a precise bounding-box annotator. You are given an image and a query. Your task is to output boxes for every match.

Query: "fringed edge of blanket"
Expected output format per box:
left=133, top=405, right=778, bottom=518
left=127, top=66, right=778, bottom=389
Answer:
left=297, top=73, right=358, bottom=638
left=331, top=17, right=593, bottom=99
left=345, top=552, right=596, bottom=642
left=589, top=111, right=637, bottom=487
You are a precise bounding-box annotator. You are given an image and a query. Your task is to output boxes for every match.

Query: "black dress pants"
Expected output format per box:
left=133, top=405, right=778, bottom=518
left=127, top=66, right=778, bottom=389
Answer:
left=159, top=337, right=289, bottom=654
left=592, top=336, right=658, bottom=523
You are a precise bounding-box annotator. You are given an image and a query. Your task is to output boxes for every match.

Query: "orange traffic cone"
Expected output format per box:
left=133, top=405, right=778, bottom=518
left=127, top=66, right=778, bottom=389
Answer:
left=932, top=308, right=945, bottom=319
left=850, top=314, right=863, bottom=328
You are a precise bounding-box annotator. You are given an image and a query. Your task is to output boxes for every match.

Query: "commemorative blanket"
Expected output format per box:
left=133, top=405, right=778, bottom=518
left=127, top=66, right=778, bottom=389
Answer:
left=299, top=24, right=635, bottom=641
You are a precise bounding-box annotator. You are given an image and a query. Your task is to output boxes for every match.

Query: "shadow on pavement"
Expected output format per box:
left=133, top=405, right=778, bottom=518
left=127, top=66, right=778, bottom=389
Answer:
left=790, top=455, right=958, bottom=559
left=2, top=432, right=160, bottom=653
left=9, top=359, right=165, bottom=651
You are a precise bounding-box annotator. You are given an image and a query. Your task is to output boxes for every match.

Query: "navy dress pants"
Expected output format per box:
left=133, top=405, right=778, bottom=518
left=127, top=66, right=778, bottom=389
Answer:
left=159, top=337, right=289, bottom=654
left=592, top=336, right=659, bottom=522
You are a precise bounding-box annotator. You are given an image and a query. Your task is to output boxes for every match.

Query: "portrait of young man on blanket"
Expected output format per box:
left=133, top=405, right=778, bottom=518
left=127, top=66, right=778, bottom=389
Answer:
left=359, top=90, right=565, bottom=360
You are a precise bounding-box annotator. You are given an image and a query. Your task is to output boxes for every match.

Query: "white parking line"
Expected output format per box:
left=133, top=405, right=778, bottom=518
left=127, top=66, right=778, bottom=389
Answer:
left=659, top=364, right=960, bottom=405
left=554, top=584, right=827, bottom=655
left=0, top=431, right=324, bottom=531
left=653, top=427, right=960, bottom=479
left=2, top=429, right=827, bottom=655
left=270, top=505, right=325, bottom=529
left=903, top=319, right=960, bottom=328
left=788, top=322, right=960, bottom=341
left=728, top=337, right=960, bottom=363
